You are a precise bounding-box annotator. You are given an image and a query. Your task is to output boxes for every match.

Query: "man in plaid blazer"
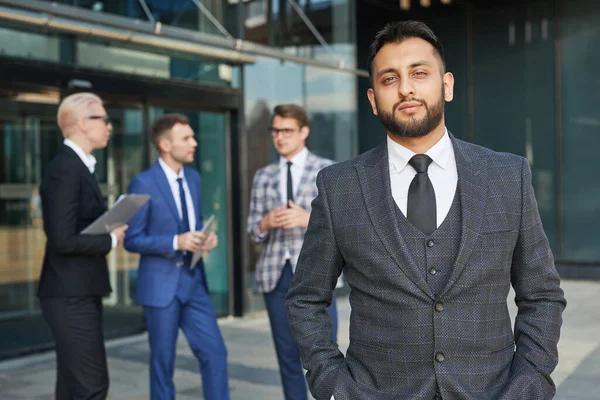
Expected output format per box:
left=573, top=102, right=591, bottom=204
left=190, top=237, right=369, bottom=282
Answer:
left=248, top=104, right=339, bottom=400
left=286, top=21, right=566, bottom=400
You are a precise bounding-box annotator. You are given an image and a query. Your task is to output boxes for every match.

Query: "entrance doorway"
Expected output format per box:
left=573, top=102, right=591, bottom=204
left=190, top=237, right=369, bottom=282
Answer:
left=0, top=85, right=234, bottom=359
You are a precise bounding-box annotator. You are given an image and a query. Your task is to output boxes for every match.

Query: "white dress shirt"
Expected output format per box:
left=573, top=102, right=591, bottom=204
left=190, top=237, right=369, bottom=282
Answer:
left=158, top=158, right=197, bottom=250
left=279, top=147, right=308, bottom=260
left=279, top=147, right=308, bottom=205
left=64, top=139, right=116, bottom=249
left=255, top=147, right=309, bottom=243
left=64, top=139, right=97, bottom=174
left=387, top=129, right=458, bottom=229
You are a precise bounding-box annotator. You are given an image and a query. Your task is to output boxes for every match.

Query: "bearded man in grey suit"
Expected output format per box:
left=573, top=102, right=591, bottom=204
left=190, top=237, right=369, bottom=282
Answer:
left=286, top=21, right=566, bottom=400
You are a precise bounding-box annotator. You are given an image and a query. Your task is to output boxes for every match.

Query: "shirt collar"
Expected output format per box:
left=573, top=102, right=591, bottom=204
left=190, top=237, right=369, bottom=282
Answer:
left=280, top=146, right=309, bottom=169
left=64, top=138, right=96, bottom=174
left=387, top=128, right=452, bottom=173
left=158, top=157, right=184, bottom=183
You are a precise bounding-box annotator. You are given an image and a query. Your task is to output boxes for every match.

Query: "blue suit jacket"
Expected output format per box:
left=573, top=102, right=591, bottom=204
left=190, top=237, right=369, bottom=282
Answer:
left=125, top=161, right=207, bottom=307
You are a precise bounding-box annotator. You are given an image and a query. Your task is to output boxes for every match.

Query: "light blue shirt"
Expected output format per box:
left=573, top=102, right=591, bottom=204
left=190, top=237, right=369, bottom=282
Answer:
left=158, top=158, right=197, bottom=250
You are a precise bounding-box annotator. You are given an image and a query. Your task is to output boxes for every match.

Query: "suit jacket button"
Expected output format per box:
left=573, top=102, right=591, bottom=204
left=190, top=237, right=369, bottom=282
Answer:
left=176, top=261, right=183, bottom=267
left=435, top=301, right=444, bottom=312
left=427, top=239, right=435, bottom=248
left=429, top=268, right=437, bottom=275
left=435, top=352, right=445, bottom=363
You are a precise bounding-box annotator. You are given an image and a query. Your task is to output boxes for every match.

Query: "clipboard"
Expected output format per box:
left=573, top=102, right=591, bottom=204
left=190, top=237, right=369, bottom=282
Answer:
left=190, top=214, right=216, bottom=268
left=81, top=194, right=150, bottom=234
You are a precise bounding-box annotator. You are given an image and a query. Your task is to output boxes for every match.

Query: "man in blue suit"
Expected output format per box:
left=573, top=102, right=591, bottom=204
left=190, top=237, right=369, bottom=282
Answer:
left=125, top=113, right=229, bottom=400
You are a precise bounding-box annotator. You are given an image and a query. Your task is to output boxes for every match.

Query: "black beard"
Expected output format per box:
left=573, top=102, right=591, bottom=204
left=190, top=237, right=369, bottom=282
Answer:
left=376, top=90, right=445, bottom=139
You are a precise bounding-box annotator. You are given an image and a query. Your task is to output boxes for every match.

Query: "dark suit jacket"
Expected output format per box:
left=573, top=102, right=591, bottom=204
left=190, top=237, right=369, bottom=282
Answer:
left=286, top=134, right=566, bottom=400
left=38, top=145, right=112, bottom=298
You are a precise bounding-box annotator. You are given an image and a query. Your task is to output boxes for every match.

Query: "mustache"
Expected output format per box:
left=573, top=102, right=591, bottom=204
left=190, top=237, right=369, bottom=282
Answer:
left=393, top=98, right=427, bottom=111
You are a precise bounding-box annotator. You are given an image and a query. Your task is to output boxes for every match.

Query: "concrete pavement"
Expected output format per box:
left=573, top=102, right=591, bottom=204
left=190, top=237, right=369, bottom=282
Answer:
left=0, top=279, right=597, bottom=399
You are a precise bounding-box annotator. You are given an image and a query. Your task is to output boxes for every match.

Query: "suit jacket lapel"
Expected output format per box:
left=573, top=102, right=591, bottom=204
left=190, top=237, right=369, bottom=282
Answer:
left=269, top=164, right=283, bottom=206
left=63, top=145, right=104, bottom=208
left=151, top=162, right=181, bottom=224
left=83, top=169, right=104, bottom=207
left=440, top=134, right=489, bottom=297
left=294, top=150, right=315, bottom=206
left=357, top=144, right=435, bottom=299
left=185, top=168, right=202, bottom=230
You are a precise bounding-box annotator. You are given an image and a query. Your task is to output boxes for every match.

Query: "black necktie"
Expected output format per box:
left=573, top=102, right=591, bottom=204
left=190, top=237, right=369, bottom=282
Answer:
left=177, top=177, right=193, bottom=270
left=407, top=154, right=436, bottom=235
left=177, top=178, right=190, bottom=233
left=286, top=161, right=294, bottom=208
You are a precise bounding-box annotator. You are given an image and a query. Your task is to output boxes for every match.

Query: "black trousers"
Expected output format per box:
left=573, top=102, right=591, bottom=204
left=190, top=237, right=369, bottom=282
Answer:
left=40, top=296, right=109, bottom=400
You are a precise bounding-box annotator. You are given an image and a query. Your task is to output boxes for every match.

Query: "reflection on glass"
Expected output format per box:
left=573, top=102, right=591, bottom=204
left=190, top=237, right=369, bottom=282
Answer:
left=469, top=2, right=558, bottom=254
left=42, top=0, right=228, bottom=35
left=305, top=66, right=357, bottom=161
left=0, top=100, right=58, bottom=321
left=259, top=0, right=356, bottom=66
left=77, top=41, right=170, bottom=79
left=561, top=0, right=600, bottom=261
left=76, top=41, right=237, bottom=86
left=0, top=27, right=60, bottom=63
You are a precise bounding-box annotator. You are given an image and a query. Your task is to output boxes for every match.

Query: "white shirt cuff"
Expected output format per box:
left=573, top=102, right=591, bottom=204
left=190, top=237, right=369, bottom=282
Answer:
left=173, top=235, right=179, bottom=251
left=110, top=233, right=117, bottom=249
left=256, top=226, right=267, bottom=239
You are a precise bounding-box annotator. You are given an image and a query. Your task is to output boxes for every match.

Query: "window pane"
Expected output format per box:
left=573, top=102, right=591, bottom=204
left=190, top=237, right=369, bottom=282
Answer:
left=560, top=0, right=600, bottom=261
left=0, top=27, right=60, bottom=63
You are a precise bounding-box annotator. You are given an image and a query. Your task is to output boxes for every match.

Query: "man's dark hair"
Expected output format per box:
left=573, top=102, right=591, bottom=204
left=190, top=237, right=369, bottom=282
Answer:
left=273, top=104, right=309, bottom=128
left=368, top=20, right=445, bottom=83
left=150, top=113, right=190, bottom=150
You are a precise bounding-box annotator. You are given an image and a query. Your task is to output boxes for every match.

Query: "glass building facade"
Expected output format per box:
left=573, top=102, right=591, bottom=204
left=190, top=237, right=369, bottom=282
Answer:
left=356, top=0, right=600, bottom=278
left=0, top=0, right=598, bottom=358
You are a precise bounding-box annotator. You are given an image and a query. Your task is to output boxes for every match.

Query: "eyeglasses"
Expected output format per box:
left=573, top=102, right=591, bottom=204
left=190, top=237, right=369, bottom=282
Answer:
left=269, top=127, right=300, bottom=138
left=87, top=115, right=112, bottom=125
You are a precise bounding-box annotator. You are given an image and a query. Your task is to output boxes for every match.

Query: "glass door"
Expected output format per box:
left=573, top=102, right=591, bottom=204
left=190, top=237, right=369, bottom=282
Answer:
left=98, top=104, right=148, bottom=339
left=0, top=87, right=233, bottom=359
left=0, top=92, right=149, bottom=358
left=0, top=105, right=58, bottom=318
left=0, top=95, right=62, bottom=358
left=99, top=106, right=145, bottom=308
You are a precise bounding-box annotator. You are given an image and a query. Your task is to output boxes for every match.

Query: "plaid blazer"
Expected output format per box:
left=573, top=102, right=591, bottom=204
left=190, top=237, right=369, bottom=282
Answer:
left=286, top=134, right=566, bottom=400
left=248, top=150, right=334, bottom=293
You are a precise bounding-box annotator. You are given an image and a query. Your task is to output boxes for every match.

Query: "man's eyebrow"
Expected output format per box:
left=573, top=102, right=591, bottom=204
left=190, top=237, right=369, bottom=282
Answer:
left=409, top=61, right=433, bottom=68
left=375, top=61, right=434, bottom=78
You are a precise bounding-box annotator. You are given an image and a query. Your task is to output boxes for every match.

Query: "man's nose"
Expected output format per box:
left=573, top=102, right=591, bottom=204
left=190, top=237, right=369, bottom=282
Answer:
left=398, top=77, right=415, bottom=98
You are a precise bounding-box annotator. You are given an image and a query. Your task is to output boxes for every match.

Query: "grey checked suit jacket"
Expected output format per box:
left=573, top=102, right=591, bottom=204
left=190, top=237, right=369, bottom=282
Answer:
left=248, top=150, right=334, bottom=293
left=286, top=134, right=566, bottom=400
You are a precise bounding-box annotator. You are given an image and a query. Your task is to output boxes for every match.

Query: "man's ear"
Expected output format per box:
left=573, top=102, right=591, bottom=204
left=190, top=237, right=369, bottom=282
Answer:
left=367, top=88, right=378, bottom=115
left=300, top=125, right=310, bottom=140
left=77, top=116, right=88, bottom=133
left=158, top=137, right=171, bottom=154
left=443, top=72, right=454, bottom=102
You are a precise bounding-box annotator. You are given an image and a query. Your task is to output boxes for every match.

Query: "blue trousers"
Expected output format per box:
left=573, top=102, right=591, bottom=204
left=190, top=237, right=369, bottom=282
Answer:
left=144, top=267, right=229, bottom=400
left=264, top=261, right=338, bottom=400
